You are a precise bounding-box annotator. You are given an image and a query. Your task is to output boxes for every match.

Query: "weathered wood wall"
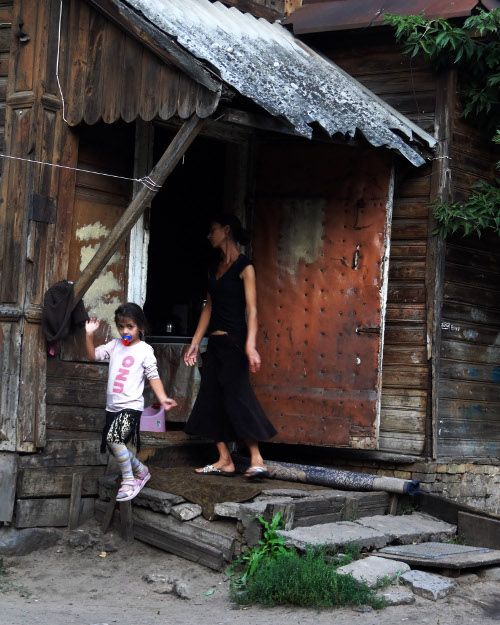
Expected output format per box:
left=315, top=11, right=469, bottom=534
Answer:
left=63, top=0, right=219, bottom=126
left=326, top=37, right=438, bottom=455
left=437, top=102, right=500, bottom=459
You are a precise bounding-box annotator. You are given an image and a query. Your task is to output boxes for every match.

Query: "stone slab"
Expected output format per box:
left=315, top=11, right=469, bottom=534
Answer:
left=401, top=570, right=457, bottom=601
left=170, top=503, right=202, bottom=522
left=356, top=512, right=456, bottom=544
left=337, top=555, right=410, bottom=589
left=279, top=521, right=389, bottom=551
left=375, top=547, right=500, bottom=570
left=477, top=566, right=500, bottom=582
left=377, top=589, right=416, bottom=606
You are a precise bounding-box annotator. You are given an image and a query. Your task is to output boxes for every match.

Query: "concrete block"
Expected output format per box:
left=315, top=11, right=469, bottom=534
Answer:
left=134, top=487, right=185, bottom=514
left=401, top=570, right=457, bottom=600
left=356, top=513, right=456, bottom=545
left=377, top=589, right=415, bottom=606
left=477, top=567, right=500, bottom=582
left=170, top=503, right=202, bottom=522
left=337, top=556, right=410, bottom=589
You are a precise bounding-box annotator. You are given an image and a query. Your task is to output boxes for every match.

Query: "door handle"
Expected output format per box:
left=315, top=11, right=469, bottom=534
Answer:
left=356, top=326, right=380, bottom=335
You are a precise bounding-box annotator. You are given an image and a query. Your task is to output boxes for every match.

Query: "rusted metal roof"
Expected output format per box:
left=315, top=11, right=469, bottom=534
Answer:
left=100, top=0, right=437, bottom=165
left=284, top=0, right=500, bottom=34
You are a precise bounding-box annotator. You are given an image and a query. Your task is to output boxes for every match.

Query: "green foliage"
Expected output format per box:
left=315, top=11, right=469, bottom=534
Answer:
left=227, top=513, right=288, bottom=591
left=432, top=179, right=500, bottom=237
left=232, top=547, right=385, bottom=609
left=384, top=9, right=500, bottom=238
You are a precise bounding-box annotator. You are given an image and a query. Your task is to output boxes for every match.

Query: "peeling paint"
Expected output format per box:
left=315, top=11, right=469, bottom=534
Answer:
left=79, top=245, right=123, bottom=334
left=278, top=198, right=325, bottom=279
left=463, top=329, right=479, bottom=340
left=76, top=222, right=109, bottom=241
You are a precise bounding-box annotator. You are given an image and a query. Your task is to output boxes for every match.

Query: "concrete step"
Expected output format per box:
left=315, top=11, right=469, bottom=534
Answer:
left=278, top=512, right=456, bottom=552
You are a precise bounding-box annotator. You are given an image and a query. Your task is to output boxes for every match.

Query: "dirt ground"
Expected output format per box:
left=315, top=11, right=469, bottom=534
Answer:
left=1, top=520, right=500, bottom=625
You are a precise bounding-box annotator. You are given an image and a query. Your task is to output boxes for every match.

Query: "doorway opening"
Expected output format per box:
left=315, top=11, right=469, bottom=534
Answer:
left=144, top=127, right=227, bottom=338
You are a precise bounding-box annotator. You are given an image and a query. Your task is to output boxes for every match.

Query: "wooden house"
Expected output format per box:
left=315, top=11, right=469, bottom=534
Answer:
left=0, top=0, right=498, bottom=528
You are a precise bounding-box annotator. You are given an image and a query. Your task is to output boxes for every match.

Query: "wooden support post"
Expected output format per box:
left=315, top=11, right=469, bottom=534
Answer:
left=68, top=473, right=83, bottom=530
left=72, top=114, right=205, bottom=307
left=388, top=493, right=399, bottom=516
left=119, top=500, right=134, bottom=542
left=101, top=486, right=119, bottom=534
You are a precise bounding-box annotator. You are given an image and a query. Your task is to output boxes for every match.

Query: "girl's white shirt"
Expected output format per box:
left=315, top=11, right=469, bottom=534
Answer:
left=95, top=339, right=159, bottom=412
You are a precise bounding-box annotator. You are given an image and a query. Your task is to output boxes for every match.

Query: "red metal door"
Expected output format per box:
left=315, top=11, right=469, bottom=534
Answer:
left=252, top=142, right=393, bottom=448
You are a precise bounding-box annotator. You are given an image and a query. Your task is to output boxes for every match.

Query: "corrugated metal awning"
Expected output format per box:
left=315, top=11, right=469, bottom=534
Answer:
left=98, top=0, right=436, bottom=166
left=284, top=0, right=500, bottom=34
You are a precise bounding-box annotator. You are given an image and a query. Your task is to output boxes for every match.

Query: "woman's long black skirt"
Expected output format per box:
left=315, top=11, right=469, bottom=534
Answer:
left=184, top=334, right=277, bottom=442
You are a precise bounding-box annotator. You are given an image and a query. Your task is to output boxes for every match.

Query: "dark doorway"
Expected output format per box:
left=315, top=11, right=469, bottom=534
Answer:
left=144, top=127, right=226, bottom=337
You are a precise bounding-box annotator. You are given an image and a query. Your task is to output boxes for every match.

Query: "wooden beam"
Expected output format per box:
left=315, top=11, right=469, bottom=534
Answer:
left=73, top=114, right=205, bottom=306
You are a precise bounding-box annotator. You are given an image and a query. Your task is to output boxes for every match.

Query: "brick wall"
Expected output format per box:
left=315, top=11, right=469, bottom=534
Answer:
left=330, top=458, right=500, bottom=514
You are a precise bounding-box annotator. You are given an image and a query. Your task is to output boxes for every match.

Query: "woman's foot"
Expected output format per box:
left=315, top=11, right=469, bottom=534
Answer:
left=195, top=459, right=235, bottom=474
left=244, top=465, right=270, bottom=480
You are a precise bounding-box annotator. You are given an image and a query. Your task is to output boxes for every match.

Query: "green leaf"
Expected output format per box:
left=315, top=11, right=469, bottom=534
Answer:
left=203, top=589, right=215, bottom=596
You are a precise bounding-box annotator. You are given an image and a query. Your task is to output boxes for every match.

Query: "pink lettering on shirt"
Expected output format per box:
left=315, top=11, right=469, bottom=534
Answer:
left=112, top=355, right=136, bottom=393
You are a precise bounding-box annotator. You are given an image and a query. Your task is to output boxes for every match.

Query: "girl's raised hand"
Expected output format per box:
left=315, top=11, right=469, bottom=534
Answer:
left=85, top=318, right=100, bottom=334
left=184, top=343, right=199, bottom=366
left=160, top=397, right=178, bottom=412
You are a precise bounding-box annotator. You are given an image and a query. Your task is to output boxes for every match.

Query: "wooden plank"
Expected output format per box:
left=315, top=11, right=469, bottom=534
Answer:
left=101, top=484, right=119, bottom=534
left=382, top=366, right=428, bottom=389
left=119, top=30, right=142, bottom=123
left=385, top=306, right=426, bottom=324
left=442, top=301, right=500, bottom=328
left=387, top=285, right=426, bottom=304
left=438, top=419, right=500, bottom=441
left=392, top=201, right=429, bottom=218
left=440, top=320, right=500, bottom=346
left=444, top=282, right=500, bottom=309
left=83, top=9, right=107, bottom=125
left=446, top=244, right=500, bottom=273
left=437, top=438, right=500, bottom=458
left=384, top=326, right=426, bottom=344
left=46, top=380, right=106, bottom=408
left=139, top=47, right=163, bottom=122
left=86, top=0, right=220, bottom=92
left=158, top=63, right=180, bottom=121
left=416, top=492, right=500, bottom=524
left=68, top=473, right=83, bottom=529
left=0, top=322, right=21, bottom=451
left=119, top=500, right=134, bottom=541
left=445, top=263, right=500, bottom=292
left=381, top=388, right=427, bottom=410
left=390, top=220, right=428, bottom=240
left=101, top=19, right=124, bottom=124
left=379, top=433, right=425, bottom=455
left=46, top=405, right=105, bottom=432
left=14, top=497, right=94, bottom=528
left=440, top=360, right=500, bottom=384
left=383, top=345, right=427, bottom=365
left=380, top=408, right=426, bottom=433
left=458, top=512, right=500, bottom=550
left=389, top=261, right=426, bottom=281
left=73, top=114, right=205, bottom=306
left=18, top=438, right=107, bottom=468
left=439, top=398, right=500, bottom=421
left=47, top=358, right=109, bottom=381
left=441, top=339, right=500, bottom=365
left=17, top=465, right=105, bottom=497
left=65, top=0, right=90, bottom=126
left=439, top=379, right=500, bottom=403
left=0, top=451, right=16, bottom=522
left=388, top=243, right=427, bottom=258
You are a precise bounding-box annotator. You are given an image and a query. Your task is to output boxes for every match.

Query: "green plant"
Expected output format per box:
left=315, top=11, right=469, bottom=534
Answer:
left=397, top=504, right=416, bottom=516
left=227, top=512, right=288, bottom=590
left=232, top=547, right=385, bottom=609
left=384, top=9, right=500, bottom=239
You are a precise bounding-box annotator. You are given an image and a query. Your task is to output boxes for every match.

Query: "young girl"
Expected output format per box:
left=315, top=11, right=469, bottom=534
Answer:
left=86, top=302, right=177, bottom=501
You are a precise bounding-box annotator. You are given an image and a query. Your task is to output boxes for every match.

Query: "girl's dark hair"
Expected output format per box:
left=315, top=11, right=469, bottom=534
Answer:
left=213, top=213, right=250, bottom=246
left=114, top=302, right=149, bottom=337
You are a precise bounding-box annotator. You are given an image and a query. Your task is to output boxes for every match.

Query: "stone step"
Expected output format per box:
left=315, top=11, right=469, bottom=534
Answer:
left=278, top=512, right=456, bottom=552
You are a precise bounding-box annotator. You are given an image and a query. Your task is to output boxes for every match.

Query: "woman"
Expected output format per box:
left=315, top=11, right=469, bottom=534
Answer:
left=184, top=214, right=277, bottom=479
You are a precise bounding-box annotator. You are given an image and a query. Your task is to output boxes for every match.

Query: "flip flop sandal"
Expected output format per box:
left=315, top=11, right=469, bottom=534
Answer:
left=135, top=467, right=151, bottom=491
left=196, top=464, right=235, bottom=477
left=116, top=479, right=141, bottom=502
left=245, top=466, right=270, bottom=480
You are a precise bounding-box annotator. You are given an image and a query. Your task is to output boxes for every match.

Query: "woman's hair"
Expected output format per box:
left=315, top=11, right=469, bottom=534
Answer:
left=212, top=213, right=250, bottom=246
left=114, top=302, right=149, bottom=336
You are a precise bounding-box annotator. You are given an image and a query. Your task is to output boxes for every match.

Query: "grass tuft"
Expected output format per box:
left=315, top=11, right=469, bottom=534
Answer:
left=231, top=547, right=385, bottom=609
